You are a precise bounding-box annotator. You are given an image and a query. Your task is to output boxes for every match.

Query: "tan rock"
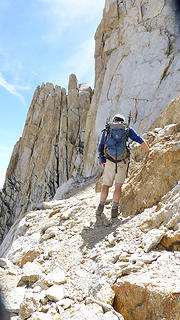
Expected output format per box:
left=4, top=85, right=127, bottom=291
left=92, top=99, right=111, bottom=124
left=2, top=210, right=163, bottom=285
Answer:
left=18, top=262, right=43, bottom=286
left=19, top=292, right=40, bottom=320
left=140, top=183, right=180, bottom=233
left=0, top=78, right=92, bottom=240
left=18, top=249, right=41, bottom=268
left=113, top=279, right=180, bottom=320
left=161, top=230, right=180, bottom=251
left=120, top=129, right=180, bottom=217
left=151, top=95, right=180, bottom=129
left=142, top=228, right=166, bottom=252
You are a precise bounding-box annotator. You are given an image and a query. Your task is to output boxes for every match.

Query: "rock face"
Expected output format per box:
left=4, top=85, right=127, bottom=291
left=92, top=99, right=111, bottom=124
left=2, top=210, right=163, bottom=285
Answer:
left=0, top=75, right=92, bottom=241
left=119, top=94, right=180, bottom=217
left=0, top=1, right=180, bottom=317
left=113, top=270, right=180, bottom=320
left=120, top=122, right=180, bottom=217
left=0, top=109, right=179, bottom=319
left=94, top=94, right=180, bottom=218
left=0, top=91, right=180, bottom=319
left=1, top=0, right=180, bottom=239
left=83, top=0, right=180, bottom=176
left=0, top=135, right=179, bottom=319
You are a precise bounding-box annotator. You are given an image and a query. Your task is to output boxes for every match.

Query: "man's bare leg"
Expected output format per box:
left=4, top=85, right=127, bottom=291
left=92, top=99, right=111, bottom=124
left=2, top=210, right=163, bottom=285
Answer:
left=100, top=185, right=109, bottom=202
left=113, top=183, right=122, bottom=202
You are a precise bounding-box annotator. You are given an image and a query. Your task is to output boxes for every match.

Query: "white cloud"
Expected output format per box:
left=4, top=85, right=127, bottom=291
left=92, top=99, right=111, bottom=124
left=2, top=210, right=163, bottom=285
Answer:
left=51, top=36, right=96, bottom=88
left=0, top=146, right=12, bottom=151
left=0, top=146, right=12, bottom=158
left=40, top=0, right=104, bottom=19
left=65, top=37, right=95, bottom=84
left=15, top=84, right=31, bottom=91
left=0, top=72, right=27, bottom=105
left=39, top=0, right=104, bottom=43
left=0, top=153, right=11, bottom=157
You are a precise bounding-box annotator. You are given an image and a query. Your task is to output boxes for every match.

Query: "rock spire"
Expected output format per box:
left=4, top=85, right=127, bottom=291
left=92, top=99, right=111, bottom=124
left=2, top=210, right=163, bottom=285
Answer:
left=0, top=75, right=92, bottom=241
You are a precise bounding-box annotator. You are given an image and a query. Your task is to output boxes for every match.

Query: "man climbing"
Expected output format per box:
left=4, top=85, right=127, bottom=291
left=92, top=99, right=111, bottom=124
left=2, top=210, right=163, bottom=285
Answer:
left=96, top=114, right=150, bottom=219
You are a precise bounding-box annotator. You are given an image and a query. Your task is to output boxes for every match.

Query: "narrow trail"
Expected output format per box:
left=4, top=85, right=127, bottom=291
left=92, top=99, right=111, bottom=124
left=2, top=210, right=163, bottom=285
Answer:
left=0, top=176, right=180, bottom=319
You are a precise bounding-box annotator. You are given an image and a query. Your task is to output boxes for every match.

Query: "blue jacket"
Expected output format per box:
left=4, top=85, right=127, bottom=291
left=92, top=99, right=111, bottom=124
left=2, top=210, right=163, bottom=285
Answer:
left=98, top=126, right=144, bottom=153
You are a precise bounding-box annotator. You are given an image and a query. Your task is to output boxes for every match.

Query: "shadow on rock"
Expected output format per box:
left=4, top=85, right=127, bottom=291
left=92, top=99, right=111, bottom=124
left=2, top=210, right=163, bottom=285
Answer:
left=80, top=212, right=132, bottom=250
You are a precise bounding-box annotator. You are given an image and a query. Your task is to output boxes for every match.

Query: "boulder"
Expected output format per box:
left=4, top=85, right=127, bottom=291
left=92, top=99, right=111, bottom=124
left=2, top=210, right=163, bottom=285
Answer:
left=120, top=125, right=180, bottom=217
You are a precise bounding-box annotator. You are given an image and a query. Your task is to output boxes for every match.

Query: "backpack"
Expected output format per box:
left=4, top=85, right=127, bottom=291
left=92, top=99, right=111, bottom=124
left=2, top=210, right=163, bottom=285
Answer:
left=104, top=122, right=130, bottom=172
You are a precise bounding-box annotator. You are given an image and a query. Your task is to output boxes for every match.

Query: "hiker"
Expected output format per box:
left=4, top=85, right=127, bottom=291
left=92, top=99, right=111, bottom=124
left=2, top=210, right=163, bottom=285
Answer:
left=96, top=114, right=150, bottom=218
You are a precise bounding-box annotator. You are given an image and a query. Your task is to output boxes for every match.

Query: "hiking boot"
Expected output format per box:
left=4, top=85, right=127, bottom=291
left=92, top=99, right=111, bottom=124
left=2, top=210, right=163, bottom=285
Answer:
left=111, top=206, right=118, bottom=218
left=96, top=203, right=104, bottom=216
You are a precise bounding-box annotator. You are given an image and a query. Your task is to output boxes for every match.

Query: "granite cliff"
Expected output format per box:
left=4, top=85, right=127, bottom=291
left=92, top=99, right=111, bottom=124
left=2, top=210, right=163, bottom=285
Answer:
left=0, top=1, right=180, bottom=318
left=83, top=0, right=180, bottom=175
left=0, top=76, right=92, bottom=241
left=1, top=0, right=180, bottom=240
left=0, top=99, right=179, bottom=319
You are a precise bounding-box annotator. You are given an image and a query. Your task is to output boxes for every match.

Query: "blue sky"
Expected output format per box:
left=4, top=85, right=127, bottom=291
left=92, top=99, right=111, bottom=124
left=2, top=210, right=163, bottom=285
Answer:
left=0, top=0, right=105, bottom=188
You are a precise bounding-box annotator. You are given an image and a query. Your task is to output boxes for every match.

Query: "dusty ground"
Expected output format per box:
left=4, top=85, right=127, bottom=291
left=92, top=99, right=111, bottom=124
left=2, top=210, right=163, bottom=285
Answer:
left=0, top=175, right=180, bottom=319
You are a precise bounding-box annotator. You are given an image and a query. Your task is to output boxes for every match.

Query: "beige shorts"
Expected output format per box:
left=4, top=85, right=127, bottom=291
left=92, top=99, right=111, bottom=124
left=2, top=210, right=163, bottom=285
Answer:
left=103, top=159, right=129, bottom=187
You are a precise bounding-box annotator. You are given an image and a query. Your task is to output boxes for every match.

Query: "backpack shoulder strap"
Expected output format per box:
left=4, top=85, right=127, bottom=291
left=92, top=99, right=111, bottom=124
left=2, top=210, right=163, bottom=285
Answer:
left=104, top=123, right=110, bottom=142
left=122, top=122, right=130, bottom=140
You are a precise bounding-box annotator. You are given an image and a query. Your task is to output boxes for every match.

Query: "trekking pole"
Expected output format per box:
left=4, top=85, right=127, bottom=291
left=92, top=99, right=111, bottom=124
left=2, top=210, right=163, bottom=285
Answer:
left=115, top=142, right=118, bottom=174
left=126, top=111, right=131, bottom=178
left=128, top=111, right=131, bottom=127
left=105, top=116, right=110, bottom=128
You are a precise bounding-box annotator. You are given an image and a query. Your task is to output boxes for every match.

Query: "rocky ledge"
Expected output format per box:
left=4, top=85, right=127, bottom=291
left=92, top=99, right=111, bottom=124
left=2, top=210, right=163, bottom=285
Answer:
left=0, top=116, right=179, bottom=319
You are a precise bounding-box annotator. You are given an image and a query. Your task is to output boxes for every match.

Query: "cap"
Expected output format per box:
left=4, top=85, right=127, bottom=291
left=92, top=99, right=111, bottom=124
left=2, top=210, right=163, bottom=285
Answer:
left=112, top=114, right=125, bottom=122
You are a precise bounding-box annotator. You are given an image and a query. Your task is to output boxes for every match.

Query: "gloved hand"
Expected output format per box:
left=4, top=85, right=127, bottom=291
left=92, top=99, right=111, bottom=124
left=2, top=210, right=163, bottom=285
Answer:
left=98, top=154, right=106, bottom=167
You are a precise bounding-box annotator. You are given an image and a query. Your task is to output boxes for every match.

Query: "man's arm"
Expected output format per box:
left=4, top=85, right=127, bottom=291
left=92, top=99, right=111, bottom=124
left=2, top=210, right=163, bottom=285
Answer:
left=140, top=141, right=150, bottom=153
left=98, top=129, right=106, bottom=167
left=129, top=128, right=150, bottom=153
left=98, top=129, right=106, bottom=153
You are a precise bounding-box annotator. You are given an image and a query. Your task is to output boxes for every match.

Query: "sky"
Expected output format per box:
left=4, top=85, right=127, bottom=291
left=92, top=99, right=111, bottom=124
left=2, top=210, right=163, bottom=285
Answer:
left=0, top=0, right=105, bottom=189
